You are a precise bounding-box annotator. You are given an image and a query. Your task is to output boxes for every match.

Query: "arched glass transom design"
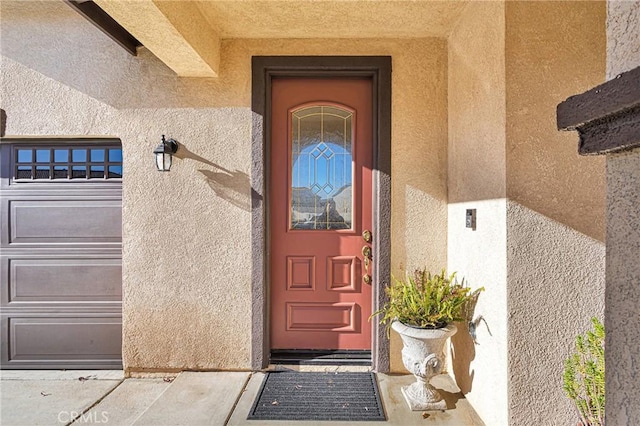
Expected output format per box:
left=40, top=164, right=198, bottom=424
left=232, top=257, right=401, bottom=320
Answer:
left=290, top=105, right=353, bottom=230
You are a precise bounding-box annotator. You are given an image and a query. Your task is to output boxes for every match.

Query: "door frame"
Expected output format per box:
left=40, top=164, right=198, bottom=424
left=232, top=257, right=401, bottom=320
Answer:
left=251, top=56, right=392, bottom=371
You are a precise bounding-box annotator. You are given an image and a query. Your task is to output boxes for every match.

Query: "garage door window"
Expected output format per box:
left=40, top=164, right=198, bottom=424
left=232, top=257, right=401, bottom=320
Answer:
left=15, top=146, right=123, bottom=180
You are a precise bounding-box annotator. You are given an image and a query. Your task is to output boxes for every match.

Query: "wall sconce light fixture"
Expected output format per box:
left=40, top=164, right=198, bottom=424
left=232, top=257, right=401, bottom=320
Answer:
left=153, top=135, right=179, bottom=172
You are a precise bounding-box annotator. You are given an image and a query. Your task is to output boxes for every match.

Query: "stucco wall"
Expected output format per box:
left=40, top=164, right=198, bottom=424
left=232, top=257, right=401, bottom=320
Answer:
left=447, top=2, right=607, bottom=423
left=447, top=2, right=508, bottom=425
left=607, top=0, right=640, bottom=78
left=0, top=55, right=255, bottom=370
left=506, top=2, right=607, bottom=243
left=505, top=2, right=606, bottom=424
left=0, top=1, right=448, bottom=372
left=605, top=149, right=640, bottom=424
left=605, top=1, right=640, bottom=422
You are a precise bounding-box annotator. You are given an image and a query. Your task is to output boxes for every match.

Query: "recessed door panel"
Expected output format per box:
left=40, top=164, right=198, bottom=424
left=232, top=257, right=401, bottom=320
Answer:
left=286, top=302, right=357, bottom=332
left=327, top=256, right=358, bottom=292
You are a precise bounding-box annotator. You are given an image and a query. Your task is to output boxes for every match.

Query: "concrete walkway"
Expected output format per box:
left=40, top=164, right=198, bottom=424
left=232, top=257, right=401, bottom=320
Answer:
left=0, top=370, right=484, bottom=426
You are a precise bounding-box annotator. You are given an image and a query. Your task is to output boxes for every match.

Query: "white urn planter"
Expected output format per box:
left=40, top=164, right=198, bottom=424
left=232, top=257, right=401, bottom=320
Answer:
left=392, top=321, right=458, bottom=411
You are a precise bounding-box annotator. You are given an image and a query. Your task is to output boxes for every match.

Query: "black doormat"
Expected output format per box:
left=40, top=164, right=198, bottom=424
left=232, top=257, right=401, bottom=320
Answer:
left=247, top=371, right=386, bottom=421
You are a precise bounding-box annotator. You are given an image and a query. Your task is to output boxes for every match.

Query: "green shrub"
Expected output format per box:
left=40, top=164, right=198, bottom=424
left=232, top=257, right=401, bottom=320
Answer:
left=371, top=269, right=483, bottom=331
left=563, top=317, right=605, bottom=426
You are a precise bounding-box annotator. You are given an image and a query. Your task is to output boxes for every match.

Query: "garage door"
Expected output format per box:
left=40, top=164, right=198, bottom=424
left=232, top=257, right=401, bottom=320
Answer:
left=1, top=138, right=123, bottom=369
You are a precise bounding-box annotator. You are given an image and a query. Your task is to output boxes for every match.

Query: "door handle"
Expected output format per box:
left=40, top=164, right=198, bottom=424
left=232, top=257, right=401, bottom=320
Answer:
left=362, top=245, right=372, bottom=284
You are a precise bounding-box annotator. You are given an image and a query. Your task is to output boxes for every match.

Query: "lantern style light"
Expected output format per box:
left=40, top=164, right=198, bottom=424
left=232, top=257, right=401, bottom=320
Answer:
left=153, top=135, right=179, bottom=171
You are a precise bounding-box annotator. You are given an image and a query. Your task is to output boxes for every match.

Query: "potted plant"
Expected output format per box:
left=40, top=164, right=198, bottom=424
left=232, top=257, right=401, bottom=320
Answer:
left=372, top=268, right=483, bottom=410
left=563, top=317, right=605, bottom=426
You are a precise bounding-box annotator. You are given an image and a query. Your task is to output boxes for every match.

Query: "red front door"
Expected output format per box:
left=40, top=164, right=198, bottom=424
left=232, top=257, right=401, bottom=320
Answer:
left=270, top=78, right=373, bottom=351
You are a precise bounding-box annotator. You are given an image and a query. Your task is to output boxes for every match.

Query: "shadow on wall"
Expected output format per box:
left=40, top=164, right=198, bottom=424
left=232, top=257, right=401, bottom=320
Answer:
left=450, top=292, right=483, bottom=394
left=175, top=145, right=261, bottom=212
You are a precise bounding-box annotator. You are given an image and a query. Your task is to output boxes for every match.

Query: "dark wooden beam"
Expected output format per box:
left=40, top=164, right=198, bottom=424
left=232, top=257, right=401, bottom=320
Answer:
left=65, top=0, right=141, bottom=56
left=557, top=66, right=640, bottom=155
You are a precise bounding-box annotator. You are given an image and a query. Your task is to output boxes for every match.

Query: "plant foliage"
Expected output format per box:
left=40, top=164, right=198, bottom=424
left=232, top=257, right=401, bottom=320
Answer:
left=371, top=269, right=483, bottom=331
left=563, top=317, right=605, bottom=426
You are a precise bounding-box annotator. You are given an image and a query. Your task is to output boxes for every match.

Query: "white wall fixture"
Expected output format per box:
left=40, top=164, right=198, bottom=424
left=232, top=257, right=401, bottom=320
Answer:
left=465, top=209, right=477, bottom=230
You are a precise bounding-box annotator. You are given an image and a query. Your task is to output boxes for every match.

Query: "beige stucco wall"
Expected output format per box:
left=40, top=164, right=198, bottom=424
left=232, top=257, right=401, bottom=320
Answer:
left=447, top=2, right=508, bottom=425
left=0, top=1, right=448, bottom=372
left=506, top=2, right=607, bottom=243
left=607, top=0, right=640, bottom=78
left=605, top=1, right=640, bottom=422
left=448, top=1, right=607, bottom=424
left=605, top=149, right=640, bottom=424
left=505, top=2, right=606, bottom=424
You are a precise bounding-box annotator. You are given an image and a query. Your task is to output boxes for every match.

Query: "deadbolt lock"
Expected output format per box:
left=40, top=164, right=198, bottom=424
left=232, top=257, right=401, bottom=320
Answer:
left=363, top=274, right=372, bottom=284
left=362, top=229, right=372, bottom=243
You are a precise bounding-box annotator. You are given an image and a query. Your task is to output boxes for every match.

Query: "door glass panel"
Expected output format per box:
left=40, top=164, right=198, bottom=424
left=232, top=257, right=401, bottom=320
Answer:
left=290, top=105, right=353, bottom=230
left=35, top=149, right=50, bottom=163
left=54, top=149, right=69, bottom=163
left=72, top=149, right=87, bottom=162
left=72, top=166, right=87, bottom=178
left=12, top=144, right=122, bottom=181
left=35, top=166, right=50, bottom=179
left=108, top=149, right=123, bottom=162
left=108, top=165, right=123, bottom=178
left=90, top=165, right=105, bottom=178
left=53, top=165, right=68, bottom=179
left=17, top=150, right=32, bottom=163
left=90, top=149, right=105, bottom=162
left=16, top=166, right=31, bottom=179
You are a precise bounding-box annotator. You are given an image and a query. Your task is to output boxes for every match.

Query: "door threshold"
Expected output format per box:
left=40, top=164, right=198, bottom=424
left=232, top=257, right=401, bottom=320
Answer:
left=268, top=364, right=372, bottom=373
left=270, top=350, right=371, bottom=366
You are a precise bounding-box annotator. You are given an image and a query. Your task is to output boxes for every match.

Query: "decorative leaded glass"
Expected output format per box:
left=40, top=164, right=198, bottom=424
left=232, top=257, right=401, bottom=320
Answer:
left=290, top=105, right=353, bottom=230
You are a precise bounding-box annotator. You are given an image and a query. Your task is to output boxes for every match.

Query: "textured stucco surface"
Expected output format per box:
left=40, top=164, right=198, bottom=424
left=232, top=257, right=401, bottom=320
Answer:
left=0, top=0, right=238, bottom=109
left=605, top=149, right=640, bottom=424
left=0, top=0, right=448, bottom=372
left=448, top=1, right=506, bottom=204
left=0, top=56, right=254, bottom=371
left=506, top=1, right=606, bottom=243
left=447, top=3, right=508, bottom=425
left=605, top=2, right=640, bottom=422
left=195, top=0, right=468, bottom=39
left=448, top=2, right=607, bottom=424
left=94, top=0, right=220, bottom=77
left=448, top=200, right=507, bottom=425
left=505, top=2, right=607, bottom=424
left=607, top=0, right=640, bottom=78
left=507, top=201, right=605, bottom=425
